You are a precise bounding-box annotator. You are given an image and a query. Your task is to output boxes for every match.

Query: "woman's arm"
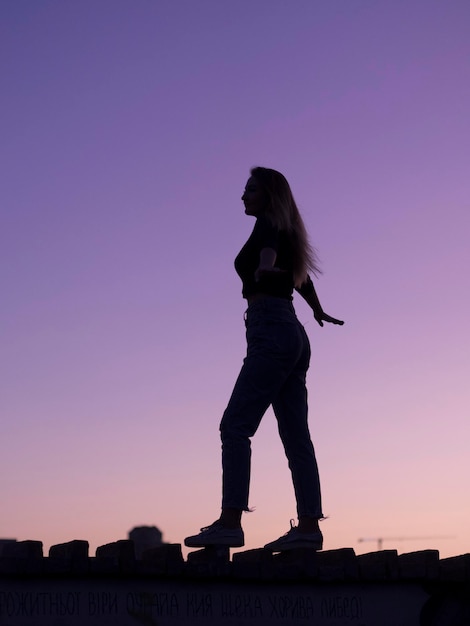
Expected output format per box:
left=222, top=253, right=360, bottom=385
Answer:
left=297, top=276, right=344, bottom=327
left=255, top=250, right=344, bottom=327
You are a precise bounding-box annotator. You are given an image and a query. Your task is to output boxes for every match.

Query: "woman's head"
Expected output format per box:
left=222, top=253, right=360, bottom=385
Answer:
left=244, top=166, right=321, bottom=283
left=247, top=167, right=296, bottom=231
left=241, top=175, right=268, bottom=217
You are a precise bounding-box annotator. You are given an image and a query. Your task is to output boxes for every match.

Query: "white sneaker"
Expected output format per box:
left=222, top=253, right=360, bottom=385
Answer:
left=264, top=520, right=323, bottom=551
left=184, top=520, right=244, bottom=548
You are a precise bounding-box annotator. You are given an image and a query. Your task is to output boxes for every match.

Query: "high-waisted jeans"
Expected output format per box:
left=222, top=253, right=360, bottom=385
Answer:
left=220, top=297, right=323, bottom=519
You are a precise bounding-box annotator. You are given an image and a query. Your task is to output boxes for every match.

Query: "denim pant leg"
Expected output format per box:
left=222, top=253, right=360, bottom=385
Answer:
left=220, top=299, right=312, bottom=512
left=272, top=323, right=323, bottom=519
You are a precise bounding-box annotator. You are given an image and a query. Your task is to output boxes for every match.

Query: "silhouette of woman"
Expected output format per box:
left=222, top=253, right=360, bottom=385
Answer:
left=185, top=167, right=343, bottom=551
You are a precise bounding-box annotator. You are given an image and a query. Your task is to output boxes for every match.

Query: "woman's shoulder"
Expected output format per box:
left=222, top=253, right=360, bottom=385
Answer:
left=254, top=215, right=287, bottom=252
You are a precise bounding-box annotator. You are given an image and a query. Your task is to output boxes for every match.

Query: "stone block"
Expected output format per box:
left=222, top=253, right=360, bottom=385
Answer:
left=439, top=553, right=470, bottom=582
left=46, top=540, right=90, bottom=574
left=0, top=540, right=44, bottom=574
left=316, top=548, right=358, bottom=581
left=0, top=539, right=16, bottom=557
left=273, top=547, right=320, bottom=580
left=49, top=540, right=89, bottom=560
left=95, top=540, right=136, bottom=573
left=141, top=543, right=184, bottom=575
left=232, top=548, right=274, bottom=580
left=357, top=550, right=399, bottom=580
left=1, top=540, right=43, bottom=559
left=186, top=546, right=231, bottom=578
left=398, top=550, right=440, bottom=580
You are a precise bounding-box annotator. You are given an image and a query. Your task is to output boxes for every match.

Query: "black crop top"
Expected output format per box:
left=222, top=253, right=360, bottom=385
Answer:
left=234, top=216, right=315, bottom=300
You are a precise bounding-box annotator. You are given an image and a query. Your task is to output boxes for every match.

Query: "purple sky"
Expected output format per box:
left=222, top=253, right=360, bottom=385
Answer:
left=2, top=0, right=469, bottom=557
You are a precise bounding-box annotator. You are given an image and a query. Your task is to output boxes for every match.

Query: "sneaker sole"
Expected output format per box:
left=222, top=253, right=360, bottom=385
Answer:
left=184, top=540, right=244, bottom=548
left=264, top=541, right=323, bottom=552
left=184, top=535, right=245, bottom=548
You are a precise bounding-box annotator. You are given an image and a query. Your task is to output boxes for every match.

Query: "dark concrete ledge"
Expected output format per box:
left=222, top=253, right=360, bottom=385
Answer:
left=1, top=541, right=469, bottom=625
left=0, top=540, right=468, bottom=583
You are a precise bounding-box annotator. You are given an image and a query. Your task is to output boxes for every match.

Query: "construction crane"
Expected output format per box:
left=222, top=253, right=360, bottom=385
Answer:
left=357, top=536, right=453, bottom=551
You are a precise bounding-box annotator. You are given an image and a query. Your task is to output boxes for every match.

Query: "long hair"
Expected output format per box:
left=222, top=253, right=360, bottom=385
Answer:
left=250, top=166, right=321, bottom=286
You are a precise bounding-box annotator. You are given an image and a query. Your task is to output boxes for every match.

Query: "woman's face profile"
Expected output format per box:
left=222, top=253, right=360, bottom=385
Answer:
left=241, top=177, right=267, bottom=216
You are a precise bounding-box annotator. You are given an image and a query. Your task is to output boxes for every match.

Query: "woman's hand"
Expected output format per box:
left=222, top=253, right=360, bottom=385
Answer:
left=314, top=310, right=344, bottom=327
left=255, top=247, right=283, bottom=282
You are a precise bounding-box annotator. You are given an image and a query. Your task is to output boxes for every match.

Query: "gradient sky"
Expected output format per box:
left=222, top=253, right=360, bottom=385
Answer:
left=2, top=0, right=469, bottom=559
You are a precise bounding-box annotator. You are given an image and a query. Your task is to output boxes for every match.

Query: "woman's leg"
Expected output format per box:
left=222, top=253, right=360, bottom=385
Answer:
left=220, top=306, right=304, bottom=514
left=220, top=345, right=290, bottom=512
left=185, top=300, right=308, bottom=547
left=272, top=323, right=323, bottom=522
